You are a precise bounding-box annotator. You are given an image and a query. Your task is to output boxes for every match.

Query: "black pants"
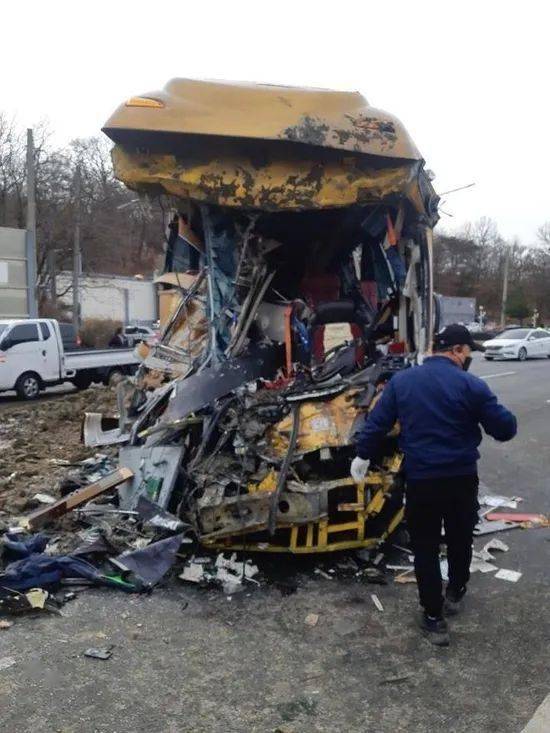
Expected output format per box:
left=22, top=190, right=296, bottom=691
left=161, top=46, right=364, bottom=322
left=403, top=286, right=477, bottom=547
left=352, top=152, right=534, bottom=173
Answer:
left=405, top=475, right=479, bottom=618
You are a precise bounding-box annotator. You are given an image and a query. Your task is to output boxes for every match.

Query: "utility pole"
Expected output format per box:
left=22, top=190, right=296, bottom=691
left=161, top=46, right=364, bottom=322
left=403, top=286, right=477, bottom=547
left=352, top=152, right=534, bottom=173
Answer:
left=500, top=245, right=510, bottom=329
left=26, top=129, right=38, bottom=317
left=72, top=167, right=82, bottom=332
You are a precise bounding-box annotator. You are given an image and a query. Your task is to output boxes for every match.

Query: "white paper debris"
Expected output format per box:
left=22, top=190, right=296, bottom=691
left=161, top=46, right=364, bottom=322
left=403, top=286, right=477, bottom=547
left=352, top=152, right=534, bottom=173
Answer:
left=215, top=553, right=258, bottom=579
left=371, top=594, right=384, bottom=612
left=479, top=494, right=521, bottom=510
left=495, top=569, right=522, bottom=582
left=179, top=563, right=205, bottom=584
left=215, top=566, right=242, bottom=594
left=470, top=558, right=498, bottom=573
left=484, top=538, right=509, bottom=553
left=0, top=657, right=16, bottom=671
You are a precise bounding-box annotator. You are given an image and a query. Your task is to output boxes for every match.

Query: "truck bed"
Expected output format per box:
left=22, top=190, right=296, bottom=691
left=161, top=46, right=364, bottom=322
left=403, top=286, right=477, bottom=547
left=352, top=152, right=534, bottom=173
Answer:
left=64, top=348, right=138, bottom=371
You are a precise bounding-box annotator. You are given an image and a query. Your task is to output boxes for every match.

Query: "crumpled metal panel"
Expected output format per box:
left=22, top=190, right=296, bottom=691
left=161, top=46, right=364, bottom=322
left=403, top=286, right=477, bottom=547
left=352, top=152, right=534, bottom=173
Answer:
left=111, top=146, right=422, bottom=212
left=267, top=389, right=362, bottom=457
left=103, top=78, right=421, bottom=161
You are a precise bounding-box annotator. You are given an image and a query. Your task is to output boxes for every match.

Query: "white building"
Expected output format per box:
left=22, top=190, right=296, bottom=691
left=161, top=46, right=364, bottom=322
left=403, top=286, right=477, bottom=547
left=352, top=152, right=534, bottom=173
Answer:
left=56, top=271, right=157, bottom=324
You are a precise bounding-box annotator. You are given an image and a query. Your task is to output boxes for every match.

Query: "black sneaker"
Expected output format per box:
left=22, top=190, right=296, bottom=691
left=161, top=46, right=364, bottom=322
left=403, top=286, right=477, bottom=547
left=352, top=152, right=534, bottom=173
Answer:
left=443, top=586, right=466, bottom=617
left=419, top=612, right=450, bottom=646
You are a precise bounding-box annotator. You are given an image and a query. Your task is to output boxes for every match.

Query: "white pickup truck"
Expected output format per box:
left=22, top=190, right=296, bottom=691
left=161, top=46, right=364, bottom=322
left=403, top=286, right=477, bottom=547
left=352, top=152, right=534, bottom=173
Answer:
left=0, top=318, right=139, bottom=399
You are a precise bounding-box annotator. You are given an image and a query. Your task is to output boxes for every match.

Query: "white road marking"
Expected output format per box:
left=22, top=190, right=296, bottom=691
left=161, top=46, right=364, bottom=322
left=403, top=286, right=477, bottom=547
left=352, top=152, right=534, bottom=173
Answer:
left=480, top=371, right=517, bottom=380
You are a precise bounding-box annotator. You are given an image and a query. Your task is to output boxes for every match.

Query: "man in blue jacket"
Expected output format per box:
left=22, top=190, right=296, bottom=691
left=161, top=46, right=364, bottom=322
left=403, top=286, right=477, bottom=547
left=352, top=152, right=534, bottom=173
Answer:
left=351, top=324, right=517, bottom=646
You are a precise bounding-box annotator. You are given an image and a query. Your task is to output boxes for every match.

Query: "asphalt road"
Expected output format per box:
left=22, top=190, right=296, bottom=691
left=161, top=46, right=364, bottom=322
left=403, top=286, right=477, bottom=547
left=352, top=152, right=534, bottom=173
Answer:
left=1, top=353, right=549, bottom=733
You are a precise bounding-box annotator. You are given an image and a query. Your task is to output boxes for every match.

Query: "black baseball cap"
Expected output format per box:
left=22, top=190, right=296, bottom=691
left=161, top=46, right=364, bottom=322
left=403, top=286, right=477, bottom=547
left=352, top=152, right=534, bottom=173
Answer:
left=434, top=324, right=486, bottom=352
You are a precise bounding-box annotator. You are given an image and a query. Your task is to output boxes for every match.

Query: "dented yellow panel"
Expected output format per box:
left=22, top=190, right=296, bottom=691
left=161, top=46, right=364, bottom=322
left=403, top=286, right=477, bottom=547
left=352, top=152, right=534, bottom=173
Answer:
left=268, top=390, right=362, bottom=457
left=112, top=146, right=422, bottom=212
left=103, top=78, right=421, bottom=161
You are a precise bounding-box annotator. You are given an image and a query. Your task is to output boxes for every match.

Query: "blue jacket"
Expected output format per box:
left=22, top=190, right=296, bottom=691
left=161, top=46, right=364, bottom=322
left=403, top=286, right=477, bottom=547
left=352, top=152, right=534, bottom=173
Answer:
left=355, top=356, right=517, bottom=479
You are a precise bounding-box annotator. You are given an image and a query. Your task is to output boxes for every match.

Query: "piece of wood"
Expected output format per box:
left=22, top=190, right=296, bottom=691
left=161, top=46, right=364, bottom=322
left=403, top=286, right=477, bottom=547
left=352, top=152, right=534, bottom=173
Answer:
left=20, top=467, right=134, bottom=530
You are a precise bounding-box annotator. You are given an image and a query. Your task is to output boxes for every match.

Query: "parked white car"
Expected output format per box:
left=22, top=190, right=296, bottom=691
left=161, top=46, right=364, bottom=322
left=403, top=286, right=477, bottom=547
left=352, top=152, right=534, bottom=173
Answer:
left=123, top=324, right=160, bottom=347
left=483, top=328, right=550, bottom=361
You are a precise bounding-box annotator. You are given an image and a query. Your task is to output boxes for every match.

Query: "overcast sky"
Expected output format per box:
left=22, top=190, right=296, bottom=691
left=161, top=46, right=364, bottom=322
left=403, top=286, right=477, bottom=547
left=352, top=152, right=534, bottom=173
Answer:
left=3, top=1, right=548, bottom=244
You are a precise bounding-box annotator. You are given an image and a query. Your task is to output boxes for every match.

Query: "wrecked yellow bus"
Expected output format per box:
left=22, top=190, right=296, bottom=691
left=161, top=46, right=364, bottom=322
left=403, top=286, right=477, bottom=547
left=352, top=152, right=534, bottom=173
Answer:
left=98, top=78, right=439, bottom=553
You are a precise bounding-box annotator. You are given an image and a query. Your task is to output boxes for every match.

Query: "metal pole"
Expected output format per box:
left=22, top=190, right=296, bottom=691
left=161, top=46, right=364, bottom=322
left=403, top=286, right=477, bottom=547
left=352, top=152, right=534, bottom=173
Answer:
left=25, top=129, right=38, bottom=317
left=500, top=245, right=510, bottom=329
left=72, top=166, right=82, bottom=331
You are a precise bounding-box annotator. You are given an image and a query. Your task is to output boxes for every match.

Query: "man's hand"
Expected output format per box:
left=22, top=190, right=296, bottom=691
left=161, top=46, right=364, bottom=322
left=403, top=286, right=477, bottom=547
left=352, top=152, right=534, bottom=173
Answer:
left=350, top=456, right=370, bottom=482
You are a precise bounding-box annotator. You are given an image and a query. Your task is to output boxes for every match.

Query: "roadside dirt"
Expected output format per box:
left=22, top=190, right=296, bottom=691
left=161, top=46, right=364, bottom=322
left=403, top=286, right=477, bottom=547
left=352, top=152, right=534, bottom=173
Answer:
left=0, top=386, right=117, bottom=515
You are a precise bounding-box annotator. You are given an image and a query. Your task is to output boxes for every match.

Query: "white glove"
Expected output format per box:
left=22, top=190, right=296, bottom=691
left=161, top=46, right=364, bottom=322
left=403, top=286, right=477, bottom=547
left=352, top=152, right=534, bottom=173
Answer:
left=350, top=456, right=370, bottom=482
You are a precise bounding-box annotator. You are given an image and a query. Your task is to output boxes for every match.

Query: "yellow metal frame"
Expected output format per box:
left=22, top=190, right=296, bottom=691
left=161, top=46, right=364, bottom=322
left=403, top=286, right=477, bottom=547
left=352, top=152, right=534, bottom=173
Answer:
left=204, top=457, right=404, bottom=554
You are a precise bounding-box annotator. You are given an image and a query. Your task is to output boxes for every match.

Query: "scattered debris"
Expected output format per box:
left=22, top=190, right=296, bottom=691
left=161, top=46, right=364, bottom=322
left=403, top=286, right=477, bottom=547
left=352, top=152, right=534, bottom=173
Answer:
left=394, top=571, right=416, bottom=584
left=476, top=538, right=510, bottom=561
left=0, top=656, right=16, bottom=671
left=470, top=558, right=497, bottom=573
left=314, top=568, right=333, bottom=580
left=179, top=563, right=206, bottom=584
left=179, top=553, right=260, bottom=594
left=474, top=520, right=520, bottom=536
left=33, top=493, right=56, bottom=505
left=495, top=569, right=522, bottom=582
left=83, top=646, right=114, bottom=660
left=483, top=538, right=509, bottom=554
left=304, top=613, right=319, bottom=627
left=26, top=588, right=49, bottom=609
left=0, top=620, right=13, bottom=630
left=110, top=534, right=184, bottom=588
left=486, top=512, right=549, bottom=527
left=480, top=494, right=522, bottom=510
left=380, top=672, right=413, bottom=685
left=371, top=593, right=384, bottom=612
left=20, top=468, right=133, bottom=531
left=362, top=567, right=387, bottom=585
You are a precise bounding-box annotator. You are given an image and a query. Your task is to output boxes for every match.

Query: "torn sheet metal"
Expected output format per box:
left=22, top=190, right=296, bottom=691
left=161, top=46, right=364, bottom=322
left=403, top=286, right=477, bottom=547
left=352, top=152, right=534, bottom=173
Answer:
left=111, top=534, right=184, bottom=587
left=474, top=520, right=520, bottom=536
left=118, top=446, right=185, bottom=511
left=161, top=346, right=280, bottom=423
left=82, top=413, right=129, bottom=448
left=136, top=496, right=185, bottom=532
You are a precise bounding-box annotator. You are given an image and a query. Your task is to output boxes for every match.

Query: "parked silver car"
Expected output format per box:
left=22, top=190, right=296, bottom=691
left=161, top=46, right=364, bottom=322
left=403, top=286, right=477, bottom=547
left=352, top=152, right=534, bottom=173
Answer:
left=483, top=328, right=550, bottom=361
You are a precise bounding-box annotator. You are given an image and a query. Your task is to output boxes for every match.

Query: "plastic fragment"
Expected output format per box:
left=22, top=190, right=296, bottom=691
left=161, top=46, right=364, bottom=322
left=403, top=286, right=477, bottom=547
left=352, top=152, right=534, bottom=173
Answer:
left=371, top=593, right=384, bottom=612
